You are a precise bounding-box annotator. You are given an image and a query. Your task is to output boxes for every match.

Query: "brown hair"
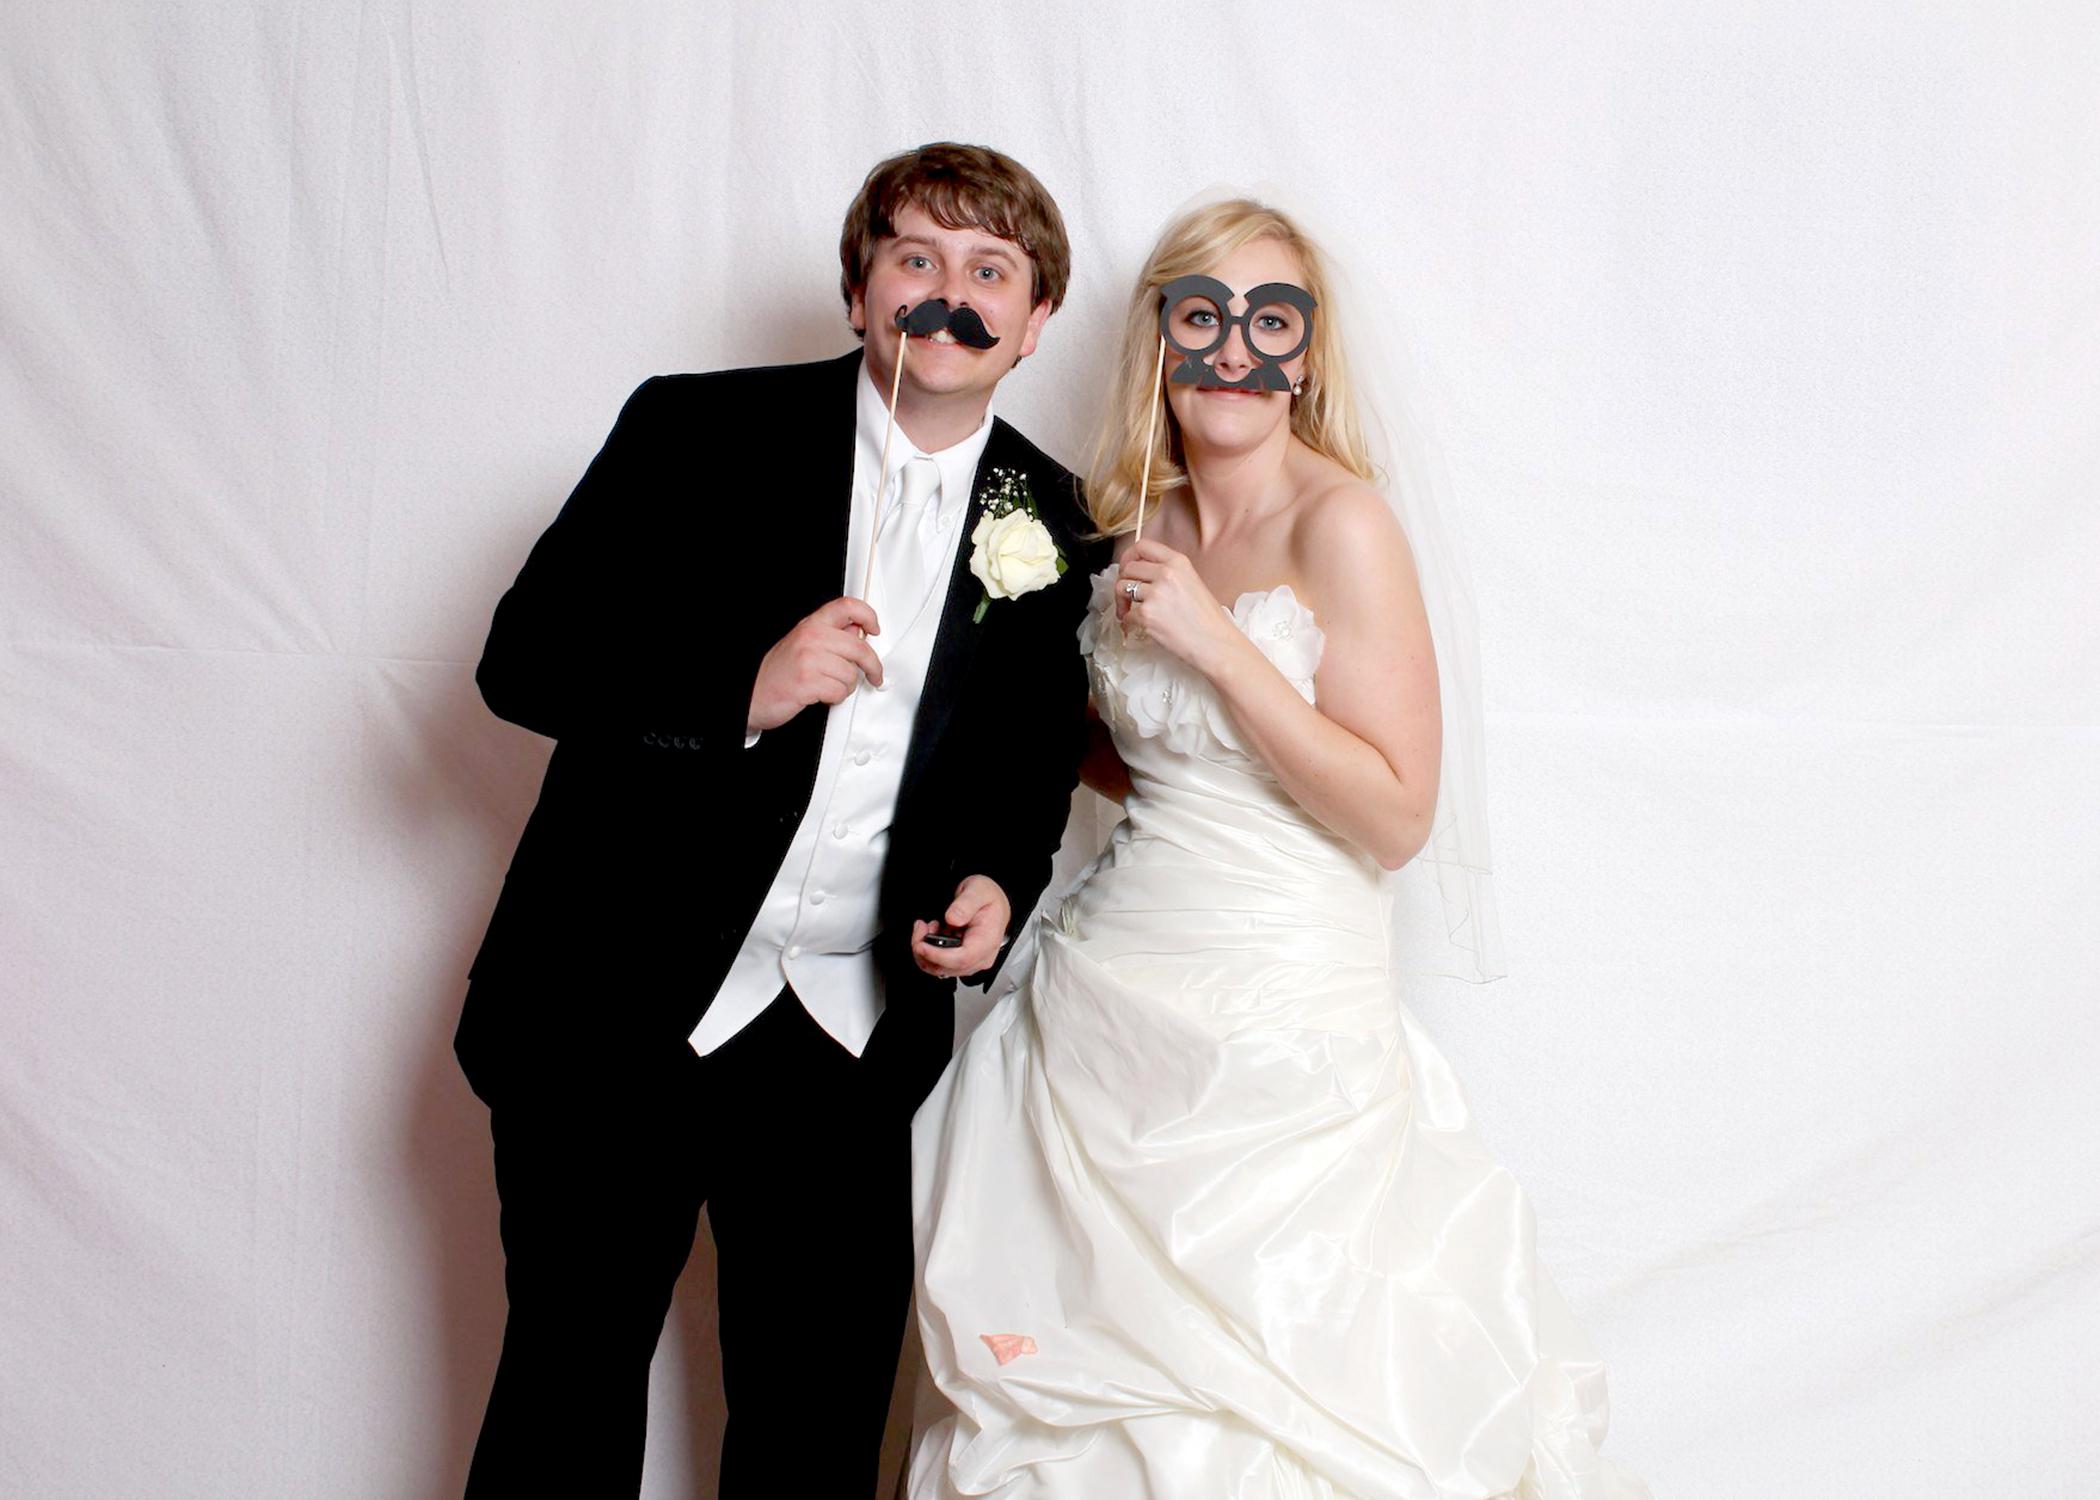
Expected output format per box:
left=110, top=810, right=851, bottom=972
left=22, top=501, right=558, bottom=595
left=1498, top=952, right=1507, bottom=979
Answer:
left=839, top=143, right=1071, bottom=323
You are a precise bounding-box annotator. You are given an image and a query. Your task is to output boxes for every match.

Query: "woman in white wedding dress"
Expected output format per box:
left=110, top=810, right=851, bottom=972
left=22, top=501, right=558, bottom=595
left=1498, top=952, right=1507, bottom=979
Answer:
left=908, top=200, right=1647, bottom=1500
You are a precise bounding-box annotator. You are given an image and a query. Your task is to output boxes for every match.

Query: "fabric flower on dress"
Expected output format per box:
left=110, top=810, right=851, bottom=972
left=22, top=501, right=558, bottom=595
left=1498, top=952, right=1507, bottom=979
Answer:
left=1075, top=565, right=1122, bottom=658
left=1229, top=585, right=1324, bottom=697
left=1080, top=564, right=1324, bottom=761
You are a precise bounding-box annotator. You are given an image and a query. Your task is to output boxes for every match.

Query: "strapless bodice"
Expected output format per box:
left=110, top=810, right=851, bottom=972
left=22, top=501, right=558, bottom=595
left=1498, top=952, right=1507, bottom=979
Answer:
left=1070, top=564, right=1386, bottom=977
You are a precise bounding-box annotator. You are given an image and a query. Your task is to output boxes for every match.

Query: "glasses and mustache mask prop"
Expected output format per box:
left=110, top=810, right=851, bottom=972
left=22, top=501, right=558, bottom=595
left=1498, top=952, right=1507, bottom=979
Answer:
left=1157, top=275, right=1318, bottom=393
left=1126, top=276, right=1319, bottom=544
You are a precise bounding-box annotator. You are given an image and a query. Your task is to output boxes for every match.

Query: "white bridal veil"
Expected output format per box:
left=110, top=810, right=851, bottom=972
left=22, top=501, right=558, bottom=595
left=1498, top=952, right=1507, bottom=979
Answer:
left=1328, top=229, right=1509, bottom=984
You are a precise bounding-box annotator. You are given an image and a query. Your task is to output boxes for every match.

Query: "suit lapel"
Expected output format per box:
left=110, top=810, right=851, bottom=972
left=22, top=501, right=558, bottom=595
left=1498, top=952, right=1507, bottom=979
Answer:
left=892, top=418, right=1018, bottom=822
left=814, top=352, right=862, bottom=608
left=752, top=353, right=865, bottom=793
left=750, top=352, right=864, bottom=627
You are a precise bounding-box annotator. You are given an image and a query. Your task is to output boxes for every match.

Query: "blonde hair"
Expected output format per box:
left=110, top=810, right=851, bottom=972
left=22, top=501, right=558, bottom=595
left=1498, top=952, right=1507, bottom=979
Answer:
left=1088, top=199, right=1373, bottom=537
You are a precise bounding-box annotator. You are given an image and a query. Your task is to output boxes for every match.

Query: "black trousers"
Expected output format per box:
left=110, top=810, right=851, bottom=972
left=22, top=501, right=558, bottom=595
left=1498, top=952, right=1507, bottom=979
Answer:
left=463, top=988, right=915, bottom=1499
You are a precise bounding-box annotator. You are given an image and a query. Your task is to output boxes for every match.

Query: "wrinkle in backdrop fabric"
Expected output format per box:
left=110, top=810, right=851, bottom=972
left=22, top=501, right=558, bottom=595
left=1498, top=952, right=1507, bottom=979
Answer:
left=3, top=4, right=2098, bottom=1498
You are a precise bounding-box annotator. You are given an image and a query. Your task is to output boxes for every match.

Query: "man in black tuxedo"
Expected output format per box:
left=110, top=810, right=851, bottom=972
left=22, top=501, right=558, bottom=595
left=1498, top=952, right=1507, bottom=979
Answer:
left=453, top=143, right=1102, bottom=1497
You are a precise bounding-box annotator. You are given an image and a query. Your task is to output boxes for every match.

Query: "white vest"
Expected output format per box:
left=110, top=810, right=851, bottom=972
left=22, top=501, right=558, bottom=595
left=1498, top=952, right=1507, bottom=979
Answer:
left=687, top=357, right=992, bottom=1058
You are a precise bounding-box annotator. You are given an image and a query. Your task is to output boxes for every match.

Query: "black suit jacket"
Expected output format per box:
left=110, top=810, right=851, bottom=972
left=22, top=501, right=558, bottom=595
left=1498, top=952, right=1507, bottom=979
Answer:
left=455, top=353, right=1105, bottom=1104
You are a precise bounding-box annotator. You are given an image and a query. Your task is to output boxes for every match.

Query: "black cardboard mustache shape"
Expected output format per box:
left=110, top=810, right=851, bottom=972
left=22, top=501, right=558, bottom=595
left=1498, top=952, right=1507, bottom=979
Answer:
left=894, top=298, right=1000, bottom=349
left=1170, top=360, right=1295, bottom=394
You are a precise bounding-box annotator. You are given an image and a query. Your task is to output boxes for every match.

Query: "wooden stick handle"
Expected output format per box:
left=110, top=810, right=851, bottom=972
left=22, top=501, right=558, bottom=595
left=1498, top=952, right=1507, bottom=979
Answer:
left=1133, top=333, right=1166, bottom=546
left=861, top=335, right=910, bottom=604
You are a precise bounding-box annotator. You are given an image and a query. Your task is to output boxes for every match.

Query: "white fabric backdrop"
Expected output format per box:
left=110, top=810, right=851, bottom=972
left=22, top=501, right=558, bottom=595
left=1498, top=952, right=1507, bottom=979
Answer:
left=4, top=3, right=2095, bottom=1496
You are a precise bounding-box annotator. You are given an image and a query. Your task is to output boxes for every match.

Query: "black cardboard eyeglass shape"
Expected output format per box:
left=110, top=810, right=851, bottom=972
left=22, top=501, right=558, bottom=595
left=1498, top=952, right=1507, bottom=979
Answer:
left=1157, top=275, right=1317, bottom=392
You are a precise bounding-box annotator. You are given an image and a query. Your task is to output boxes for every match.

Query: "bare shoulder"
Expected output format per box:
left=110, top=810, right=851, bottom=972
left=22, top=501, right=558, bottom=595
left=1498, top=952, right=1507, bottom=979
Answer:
left=1120, top=483, right=1197, bottom=562
left=1288, top=470, right=1420, bottom=616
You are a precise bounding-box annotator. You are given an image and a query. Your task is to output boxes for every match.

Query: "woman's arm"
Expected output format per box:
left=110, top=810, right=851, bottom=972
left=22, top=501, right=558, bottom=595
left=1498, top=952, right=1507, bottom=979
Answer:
left=1077, top=703, right=1131, bottom=804
left=1115, top=488, right=1440, bottom=870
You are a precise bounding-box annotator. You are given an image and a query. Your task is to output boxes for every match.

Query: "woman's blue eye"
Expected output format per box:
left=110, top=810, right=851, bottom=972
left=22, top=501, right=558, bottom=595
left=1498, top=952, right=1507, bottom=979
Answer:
left=1256, top=314, right=1286, bottom=330
left=1187, top=309, right=1218, bottom=327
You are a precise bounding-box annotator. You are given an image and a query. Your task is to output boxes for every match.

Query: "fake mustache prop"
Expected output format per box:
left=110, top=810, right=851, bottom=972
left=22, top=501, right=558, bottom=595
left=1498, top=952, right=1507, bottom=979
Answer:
left=894, top=298, right=1000, bottom=348
left=858, top=299, right=996, bottom=602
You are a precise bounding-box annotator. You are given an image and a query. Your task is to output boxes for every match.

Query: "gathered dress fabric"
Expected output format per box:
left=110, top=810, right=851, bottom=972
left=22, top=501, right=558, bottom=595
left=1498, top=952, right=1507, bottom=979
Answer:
left=908, top=566, right=1648, bottom=1499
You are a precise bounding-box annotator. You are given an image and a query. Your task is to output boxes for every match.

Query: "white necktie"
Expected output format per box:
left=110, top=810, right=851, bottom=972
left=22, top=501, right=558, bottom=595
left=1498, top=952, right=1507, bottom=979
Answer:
left=871, top=456, right=943, bottom=640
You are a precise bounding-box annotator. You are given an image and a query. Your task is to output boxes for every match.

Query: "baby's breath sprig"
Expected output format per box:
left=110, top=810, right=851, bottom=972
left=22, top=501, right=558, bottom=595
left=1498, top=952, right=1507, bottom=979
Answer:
left=968, top=468, right=1067, bottom=623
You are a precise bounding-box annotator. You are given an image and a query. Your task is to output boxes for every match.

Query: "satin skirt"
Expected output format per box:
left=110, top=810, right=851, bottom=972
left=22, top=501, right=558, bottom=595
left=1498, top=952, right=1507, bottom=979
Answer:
left=907, top=796, right=1647, bottom=1499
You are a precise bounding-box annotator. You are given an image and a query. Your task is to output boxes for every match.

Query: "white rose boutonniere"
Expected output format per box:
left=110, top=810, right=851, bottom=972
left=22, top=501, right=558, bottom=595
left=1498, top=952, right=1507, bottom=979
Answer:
left=967, top=468, right=1067, bottom=623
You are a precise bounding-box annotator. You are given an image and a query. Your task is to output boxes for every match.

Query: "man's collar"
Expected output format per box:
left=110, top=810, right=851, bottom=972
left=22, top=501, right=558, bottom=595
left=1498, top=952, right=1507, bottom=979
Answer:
left=854, top=354, right=995, bottom=522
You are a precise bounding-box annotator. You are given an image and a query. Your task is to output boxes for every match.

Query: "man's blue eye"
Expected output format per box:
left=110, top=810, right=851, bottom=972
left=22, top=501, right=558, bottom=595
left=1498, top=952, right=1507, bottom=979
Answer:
left=907, top=255, right=933, bottom=270
left=975, top=266, right=1000, bottom=281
